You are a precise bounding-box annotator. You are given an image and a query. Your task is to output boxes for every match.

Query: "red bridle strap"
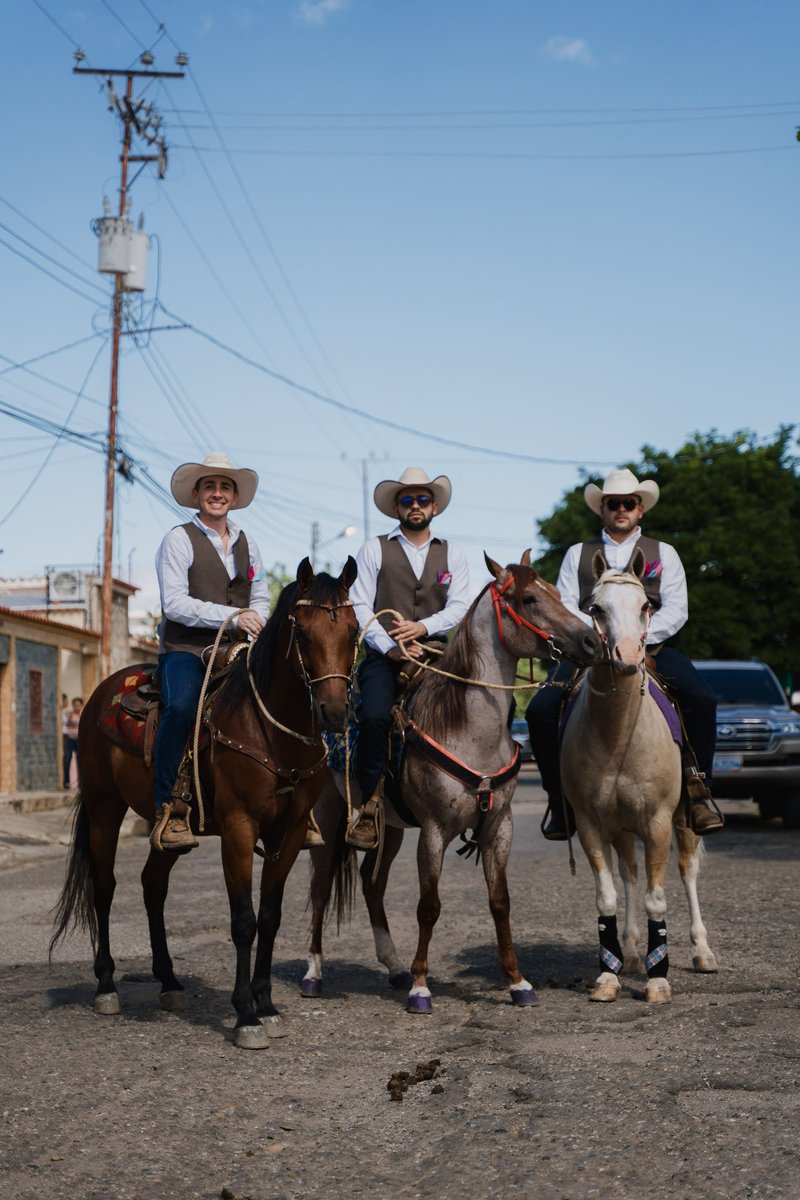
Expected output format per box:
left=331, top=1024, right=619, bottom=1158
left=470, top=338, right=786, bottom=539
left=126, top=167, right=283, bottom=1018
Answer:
left=490, top=577, right=554, bottom=653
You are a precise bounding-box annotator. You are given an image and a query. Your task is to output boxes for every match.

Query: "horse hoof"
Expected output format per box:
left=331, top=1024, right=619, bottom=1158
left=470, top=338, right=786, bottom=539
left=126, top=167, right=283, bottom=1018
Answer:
left=389, top=971, right=413, bottom=991
left=93, top=992, right=121, bottom=1015
left=262, top=1014, right=289, bottom=1039
left=589, top=983, right=620, bottom=1003
left=406, top=991, right=433, bottom=1015
left=300, top=977, right=323, bottom=998
left=159, top=989, right=187, bottom=1012
left=692, top=953, right=718, bottom=973
left=234, top=1023, right=269, bottom=1050
left=645, top=979, right=672, bottom=1004
left=510, top=985, right=539, bottom=1007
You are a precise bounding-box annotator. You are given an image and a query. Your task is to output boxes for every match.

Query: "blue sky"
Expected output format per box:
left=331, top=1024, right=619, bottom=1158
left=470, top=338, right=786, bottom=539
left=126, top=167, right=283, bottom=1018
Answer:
left=2, top=1, right=798, bottom=613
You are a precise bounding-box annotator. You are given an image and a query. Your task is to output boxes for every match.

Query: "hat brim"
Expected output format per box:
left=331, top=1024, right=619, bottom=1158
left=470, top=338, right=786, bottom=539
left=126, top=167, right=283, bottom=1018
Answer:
left=584, top=480, right=659, bottom=516
left=170, top=463, right=259, bottom=510
left=373, top=474, right=451, bottom=518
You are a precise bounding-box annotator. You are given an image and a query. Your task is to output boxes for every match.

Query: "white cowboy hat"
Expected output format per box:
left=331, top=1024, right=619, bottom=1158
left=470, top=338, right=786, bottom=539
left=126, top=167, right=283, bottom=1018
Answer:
left=170, top=452, right=259, bottom=510
left=373, top=467, right=452, bottom=518
left=584, top=467, right=660, bottom=516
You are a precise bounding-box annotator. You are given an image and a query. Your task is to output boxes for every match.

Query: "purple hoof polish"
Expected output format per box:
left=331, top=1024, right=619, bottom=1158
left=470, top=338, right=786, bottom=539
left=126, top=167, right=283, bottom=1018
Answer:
left=510, top=985, right=539, bottom=1007
left=389, top=970, right=414, bottom=991
left=300, top=977, right=323, bottom=998
left=406, top=992, right=433, bottom=1015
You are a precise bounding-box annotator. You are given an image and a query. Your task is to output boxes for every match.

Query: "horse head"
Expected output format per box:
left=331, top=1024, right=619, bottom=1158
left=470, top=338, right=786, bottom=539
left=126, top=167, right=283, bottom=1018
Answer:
left=484, top=550, right=601, bottom=667
left=291, top=555, right=359, bottom=731
left=589, top=547, right=651, bottom=675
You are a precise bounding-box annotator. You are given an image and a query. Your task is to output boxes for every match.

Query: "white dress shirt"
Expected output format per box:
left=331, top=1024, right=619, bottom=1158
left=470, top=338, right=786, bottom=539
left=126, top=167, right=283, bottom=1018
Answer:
left=556, top=527, right=688, bottom=646
left=351, top=526, right=470, bottom=655
left=156, top=513, right=270, bottom=650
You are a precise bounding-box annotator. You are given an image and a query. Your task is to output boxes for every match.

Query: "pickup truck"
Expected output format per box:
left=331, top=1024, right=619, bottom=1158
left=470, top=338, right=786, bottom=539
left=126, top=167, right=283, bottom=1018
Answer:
left=693, top=660, right=800, bottom=828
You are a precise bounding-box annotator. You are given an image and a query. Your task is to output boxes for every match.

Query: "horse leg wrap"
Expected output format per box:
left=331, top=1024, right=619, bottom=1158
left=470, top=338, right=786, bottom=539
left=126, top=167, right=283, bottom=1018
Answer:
left=645, top=919, right=669, bottom=978
left=598, top=915, right=623, bottom=975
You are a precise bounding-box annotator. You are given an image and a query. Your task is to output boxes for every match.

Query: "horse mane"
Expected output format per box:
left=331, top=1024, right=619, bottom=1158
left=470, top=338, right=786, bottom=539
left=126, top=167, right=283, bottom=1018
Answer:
left=216, top=572, right=346, bottom=714
left=411, top=582, right=490, bottom=740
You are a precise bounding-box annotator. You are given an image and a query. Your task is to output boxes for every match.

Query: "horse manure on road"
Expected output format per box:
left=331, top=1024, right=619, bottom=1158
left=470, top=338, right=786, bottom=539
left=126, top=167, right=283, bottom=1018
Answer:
left=387, top=1058, right=445, bottom=1102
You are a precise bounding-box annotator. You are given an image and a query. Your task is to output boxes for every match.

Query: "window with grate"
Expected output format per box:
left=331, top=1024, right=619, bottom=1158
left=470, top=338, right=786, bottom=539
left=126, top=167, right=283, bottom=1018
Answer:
left=29, top=668, right=44, bottom=733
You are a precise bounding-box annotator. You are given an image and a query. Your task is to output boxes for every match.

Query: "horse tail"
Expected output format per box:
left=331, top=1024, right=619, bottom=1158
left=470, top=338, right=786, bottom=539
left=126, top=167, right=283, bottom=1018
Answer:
left=328, top=814, right=358, bottom=932
left=49, top=793, right=97, bottom=958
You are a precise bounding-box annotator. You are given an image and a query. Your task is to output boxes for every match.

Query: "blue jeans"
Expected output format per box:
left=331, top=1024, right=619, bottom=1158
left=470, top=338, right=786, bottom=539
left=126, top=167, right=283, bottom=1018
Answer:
left=153, top=652, right=206, bottom=813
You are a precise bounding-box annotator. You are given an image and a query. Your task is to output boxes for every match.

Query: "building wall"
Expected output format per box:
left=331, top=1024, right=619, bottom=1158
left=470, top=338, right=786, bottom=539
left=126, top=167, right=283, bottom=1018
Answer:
left=15, top=639, right=58, bottom=790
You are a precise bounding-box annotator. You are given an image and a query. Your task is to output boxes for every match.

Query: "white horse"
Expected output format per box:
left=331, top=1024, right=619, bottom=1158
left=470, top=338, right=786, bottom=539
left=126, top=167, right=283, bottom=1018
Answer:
left=559, top=548, right=718, bottom=1004
left=304, top=552, right=602, bottom=1012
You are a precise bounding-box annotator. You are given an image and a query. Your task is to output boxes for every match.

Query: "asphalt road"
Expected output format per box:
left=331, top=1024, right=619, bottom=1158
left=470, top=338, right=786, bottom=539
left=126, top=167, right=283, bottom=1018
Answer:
left=1, top=772, right=798, bottom=1200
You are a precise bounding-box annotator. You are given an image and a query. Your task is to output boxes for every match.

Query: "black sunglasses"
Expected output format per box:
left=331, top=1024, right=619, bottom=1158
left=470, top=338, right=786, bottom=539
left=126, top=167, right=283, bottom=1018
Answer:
left=604, top=497, right=639, bottom=512
left=397, top=494, right=433, bottom=509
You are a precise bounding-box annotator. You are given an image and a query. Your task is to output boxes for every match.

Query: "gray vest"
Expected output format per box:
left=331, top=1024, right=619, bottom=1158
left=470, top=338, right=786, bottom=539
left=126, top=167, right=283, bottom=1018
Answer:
left=577, top=534, right=664, bottom=614
left=161, top=522, right=252, bottom=656
left=374, top=534, right=450, bottom=642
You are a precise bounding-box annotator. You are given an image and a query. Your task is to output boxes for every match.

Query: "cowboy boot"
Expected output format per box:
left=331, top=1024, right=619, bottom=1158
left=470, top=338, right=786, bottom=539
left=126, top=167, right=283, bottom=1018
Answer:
left=150, top=800, right=199, bottom=852
left=685, top=769, right=725, bottom=835
left=346, top=783, right=383, bottom=851
left=302, top=811, right=326, bottom=850
left=541, top=793, right=576, bottom=842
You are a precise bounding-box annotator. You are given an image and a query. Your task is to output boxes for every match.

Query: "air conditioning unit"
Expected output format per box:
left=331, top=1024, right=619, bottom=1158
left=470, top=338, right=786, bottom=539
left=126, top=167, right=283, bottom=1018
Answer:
left=48, top=569, right=86, bottom=605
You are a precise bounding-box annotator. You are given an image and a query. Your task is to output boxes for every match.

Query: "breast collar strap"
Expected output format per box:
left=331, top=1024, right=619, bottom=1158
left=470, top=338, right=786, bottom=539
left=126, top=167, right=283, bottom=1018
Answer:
left=490, top=577, right=559, bottom=659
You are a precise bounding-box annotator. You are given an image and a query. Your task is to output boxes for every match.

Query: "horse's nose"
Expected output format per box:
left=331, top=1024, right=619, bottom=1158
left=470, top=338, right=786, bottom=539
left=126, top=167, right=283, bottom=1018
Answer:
left=583, top=629, right=603, bottom=659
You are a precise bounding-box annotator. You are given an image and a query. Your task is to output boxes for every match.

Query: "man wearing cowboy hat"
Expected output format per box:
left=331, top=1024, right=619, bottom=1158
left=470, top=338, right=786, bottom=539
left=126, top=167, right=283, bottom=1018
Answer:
left=348, top=467, right=470, bottom=849
left=150, top=452, right=270, bottom=851
left=526, top=467, right=723, bottom=839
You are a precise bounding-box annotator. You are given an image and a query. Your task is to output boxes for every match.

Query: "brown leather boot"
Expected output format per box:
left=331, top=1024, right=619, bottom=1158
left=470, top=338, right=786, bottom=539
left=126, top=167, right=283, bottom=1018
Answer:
left=150, top=802, right=199, bottom=852
left=346, top=794, right=382, bottom=851
left=685, top=770, right=725, bottom=835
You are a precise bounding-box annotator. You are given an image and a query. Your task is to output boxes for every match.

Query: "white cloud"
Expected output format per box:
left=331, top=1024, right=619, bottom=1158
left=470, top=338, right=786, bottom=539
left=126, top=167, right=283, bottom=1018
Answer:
left=297, top=0, right=350, bottom=27
left=541, top=35, right=594, bottom=65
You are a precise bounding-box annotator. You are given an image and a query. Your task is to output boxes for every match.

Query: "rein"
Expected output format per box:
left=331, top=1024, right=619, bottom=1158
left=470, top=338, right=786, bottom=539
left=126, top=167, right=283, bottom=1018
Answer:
left=490, top=577, right=561, bottom=662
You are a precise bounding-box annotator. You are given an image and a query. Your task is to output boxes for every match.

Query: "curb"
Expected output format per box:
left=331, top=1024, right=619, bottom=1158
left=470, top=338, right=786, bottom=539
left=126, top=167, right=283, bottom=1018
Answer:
left=0, top=791, right=75, bottom=816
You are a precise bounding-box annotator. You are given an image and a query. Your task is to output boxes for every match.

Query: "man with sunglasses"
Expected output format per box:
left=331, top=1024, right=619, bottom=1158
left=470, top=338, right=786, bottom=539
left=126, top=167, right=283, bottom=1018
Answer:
left=348, top=467, right=470, bottom=849
left=527, top=467, right=723, bottom=840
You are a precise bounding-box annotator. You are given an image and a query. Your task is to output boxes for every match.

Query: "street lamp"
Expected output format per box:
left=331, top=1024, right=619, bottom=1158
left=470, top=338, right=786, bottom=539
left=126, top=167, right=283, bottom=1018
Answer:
left=310, top=523, right=357, bottom=570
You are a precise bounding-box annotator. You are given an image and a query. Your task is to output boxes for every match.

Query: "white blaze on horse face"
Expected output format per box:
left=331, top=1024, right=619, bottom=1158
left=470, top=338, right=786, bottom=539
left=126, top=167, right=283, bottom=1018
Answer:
left=592, top=574, right=648, bottom=672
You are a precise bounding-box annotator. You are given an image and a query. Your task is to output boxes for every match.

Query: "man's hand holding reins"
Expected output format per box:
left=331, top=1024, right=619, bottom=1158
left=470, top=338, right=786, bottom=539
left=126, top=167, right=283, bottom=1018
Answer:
left=387, top=618, right=428, bottom=661
left=237, top=609, right=265, bottom=639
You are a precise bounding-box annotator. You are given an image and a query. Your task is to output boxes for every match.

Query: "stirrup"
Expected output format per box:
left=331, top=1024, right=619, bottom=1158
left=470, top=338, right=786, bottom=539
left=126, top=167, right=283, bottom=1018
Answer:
left=150, top=802, right=199, bottom=853
left=302, top=812, right=326, bottom=849
left=346, top=795, right=382, bottom=851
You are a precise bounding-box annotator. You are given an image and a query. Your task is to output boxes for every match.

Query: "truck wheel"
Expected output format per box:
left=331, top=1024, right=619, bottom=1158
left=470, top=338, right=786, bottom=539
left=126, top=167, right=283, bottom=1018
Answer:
left=756, top=792, right=783, bottom=822
left=783, top=792, right=800, bottom=830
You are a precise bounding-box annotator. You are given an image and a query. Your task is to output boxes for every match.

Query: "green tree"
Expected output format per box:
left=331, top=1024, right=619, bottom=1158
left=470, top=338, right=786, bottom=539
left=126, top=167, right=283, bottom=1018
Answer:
left=535, top=427, right=800, bottom=677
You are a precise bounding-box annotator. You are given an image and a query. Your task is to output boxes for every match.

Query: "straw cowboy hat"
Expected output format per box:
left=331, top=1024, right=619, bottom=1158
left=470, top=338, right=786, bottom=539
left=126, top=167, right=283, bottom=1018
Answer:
left=584, top=467, right=660, bottom=516
left=373, top=467, right=452, bottom=518
left=170, top=452, right=259, bottom=510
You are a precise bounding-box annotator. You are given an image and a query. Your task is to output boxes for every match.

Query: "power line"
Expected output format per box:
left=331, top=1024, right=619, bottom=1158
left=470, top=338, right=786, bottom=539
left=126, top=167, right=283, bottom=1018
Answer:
left=154, top=302, right=617, bottom=468
left=29, top=0, right=84, bottom=49
left=0, top=333, right=105, bottom=378
left=0, top=232, right=107, bottom=306
left=0, top=194, right=97, bottom=274
left=170, top=143, right=795, bottom=162
left=163, top=100, right=800, bottom=118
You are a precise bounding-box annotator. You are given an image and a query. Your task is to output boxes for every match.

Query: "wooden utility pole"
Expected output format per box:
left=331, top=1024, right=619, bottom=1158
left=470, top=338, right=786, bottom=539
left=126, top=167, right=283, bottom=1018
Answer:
left=75, top=58, right=185, bottom=676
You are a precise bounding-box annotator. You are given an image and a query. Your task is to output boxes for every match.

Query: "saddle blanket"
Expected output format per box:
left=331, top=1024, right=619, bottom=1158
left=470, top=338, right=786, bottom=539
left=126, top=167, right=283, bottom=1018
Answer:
left=98, top=666, right=158, bottom=756
left=559, top=678, right=682, bottom=746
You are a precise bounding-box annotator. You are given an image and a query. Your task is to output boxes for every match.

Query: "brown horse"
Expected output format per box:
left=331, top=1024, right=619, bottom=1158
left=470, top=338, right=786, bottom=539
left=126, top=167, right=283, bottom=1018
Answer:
left=50, top=557, right=358, bottom=1049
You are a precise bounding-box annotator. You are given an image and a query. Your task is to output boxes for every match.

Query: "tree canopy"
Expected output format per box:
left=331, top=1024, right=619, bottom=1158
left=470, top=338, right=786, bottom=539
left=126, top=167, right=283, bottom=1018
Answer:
left=535, top=427, right=800, bottom=679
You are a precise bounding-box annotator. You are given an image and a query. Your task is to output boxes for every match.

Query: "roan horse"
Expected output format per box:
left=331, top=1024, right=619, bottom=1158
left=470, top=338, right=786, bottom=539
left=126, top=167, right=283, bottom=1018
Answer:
left=304, top=552, right=602, bottom=1013
left=50, top=558, right=358, bottom=1049
left=559, top=548, right=718, bottom=1005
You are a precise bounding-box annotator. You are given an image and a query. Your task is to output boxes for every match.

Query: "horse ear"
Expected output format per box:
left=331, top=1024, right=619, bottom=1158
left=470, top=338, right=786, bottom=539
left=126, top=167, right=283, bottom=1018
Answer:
left=338, top=554, right=357, bottom=592
left=484, top=552, right=510, bottom=587
left=628, top=547, right=646, bottom=579
left=520, top=548, right=532, bottom=567
left=592, top=549, right=607, bottom=581
left=296, top=557, right=314, bottom=592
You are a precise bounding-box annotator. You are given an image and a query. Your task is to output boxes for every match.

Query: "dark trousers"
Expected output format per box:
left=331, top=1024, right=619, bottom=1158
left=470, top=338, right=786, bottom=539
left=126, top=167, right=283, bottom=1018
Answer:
left=153, top=651, right=206, bottom=812
left=63, top=734, right=78, bottom=787
left=526, top=647, right=718, bottom=803
left=356, top=651, right=403, bottom=799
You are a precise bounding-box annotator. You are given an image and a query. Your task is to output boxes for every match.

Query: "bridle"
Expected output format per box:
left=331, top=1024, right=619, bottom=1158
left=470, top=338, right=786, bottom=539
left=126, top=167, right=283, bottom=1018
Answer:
left=490, top=576, right=562, bottom=662
left=588, top=574, right=652, bottom=697
left=247, top=596, right=357, bottom=745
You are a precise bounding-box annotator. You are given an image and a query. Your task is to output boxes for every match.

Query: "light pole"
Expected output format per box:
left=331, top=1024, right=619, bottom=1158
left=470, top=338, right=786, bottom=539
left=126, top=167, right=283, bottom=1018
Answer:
left=310, top=524, right=357, bottom=571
